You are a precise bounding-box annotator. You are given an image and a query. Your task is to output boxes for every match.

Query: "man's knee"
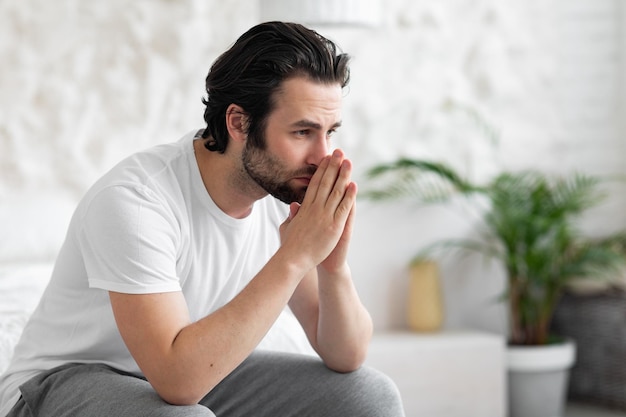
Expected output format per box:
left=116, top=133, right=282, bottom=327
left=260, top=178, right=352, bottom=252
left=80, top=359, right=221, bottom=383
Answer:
left=344, top=366, right=405, bottom=416
left=151, top=404, right=215, bottom=417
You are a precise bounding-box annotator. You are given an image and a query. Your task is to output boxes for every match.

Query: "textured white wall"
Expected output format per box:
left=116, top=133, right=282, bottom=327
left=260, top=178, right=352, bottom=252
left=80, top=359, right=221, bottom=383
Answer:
left=1, top=0, right=624, bottom=333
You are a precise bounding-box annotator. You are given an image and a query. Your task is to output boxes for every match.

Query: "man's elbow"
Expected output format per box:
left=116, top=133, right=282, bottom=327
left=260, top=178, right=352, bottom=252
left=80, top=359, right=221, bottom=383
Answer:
left=152, top=379, right=212, bottom=406
left=158, top=389, right=203, bottom=406
left=327, top=362, right=363, bottom=374
left=323, top=348, right=368, bottom=374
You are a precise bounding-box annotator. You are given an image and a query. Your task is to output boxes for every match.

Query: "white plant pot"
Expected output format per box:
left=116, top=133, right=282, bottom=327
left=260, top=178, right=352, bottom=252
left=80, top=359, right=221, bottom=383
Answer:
left=507, top=339, right=576, bottom=417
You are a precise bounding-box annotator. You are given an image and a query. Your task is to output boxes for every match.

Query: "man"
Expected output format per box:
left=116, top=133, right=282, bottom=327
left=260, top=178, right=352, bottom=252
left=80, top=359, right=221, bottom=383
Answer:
left=0, top=21, right=404, bottom=416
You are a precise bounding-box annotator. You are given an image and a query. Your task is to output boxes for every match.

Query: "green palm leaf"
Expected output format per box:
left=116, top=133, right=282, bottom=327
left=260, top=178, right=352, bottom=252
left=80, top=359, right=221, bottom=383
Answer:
left=363, top=158, right=626, bottom=345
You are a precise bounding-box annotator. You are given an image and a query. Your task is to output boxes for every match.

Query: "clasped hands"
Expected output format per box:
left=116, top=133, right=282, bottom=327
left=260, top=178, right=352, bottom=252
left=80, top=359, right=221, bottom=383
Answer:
left=279, top=149, right=357, bottom=275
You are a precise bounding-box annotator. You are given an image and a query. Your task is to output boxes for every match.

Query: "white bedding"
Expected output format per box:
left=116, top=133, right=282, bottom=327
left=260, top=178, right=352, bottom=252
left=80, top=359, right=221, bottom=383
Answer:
left=0, top=262, right=315, bottom=376
left=0, top=263, right=53, bottom=374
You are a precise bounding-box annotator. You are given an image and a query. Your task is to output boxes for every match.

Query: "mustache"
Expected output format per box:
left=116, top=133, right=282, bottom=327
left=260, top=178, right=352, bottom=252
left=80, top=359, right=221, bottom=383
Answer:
left=292, top=166, right=317, bottom=177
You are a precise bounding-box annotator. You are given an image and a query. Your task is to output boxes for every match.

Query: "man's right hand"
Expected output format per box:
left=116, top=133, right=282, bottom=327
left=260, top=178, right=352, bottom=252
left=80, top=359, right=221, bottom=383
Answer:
left=279, top=149, right=357, bottom=274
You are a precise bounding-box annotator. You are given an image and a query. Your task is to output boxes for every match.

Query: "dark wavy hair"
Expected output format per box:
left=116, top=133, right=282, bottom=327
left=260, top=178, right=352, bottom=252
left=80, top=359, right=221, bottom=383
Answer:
left=201, top=21, right=351, bottom=153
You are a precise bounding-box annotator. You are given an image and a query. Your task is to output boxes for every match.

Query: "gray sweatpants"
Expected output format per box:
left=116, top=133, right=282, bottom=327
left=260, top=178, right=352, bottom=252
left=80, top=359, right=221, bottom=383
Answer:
left=7, top=351, right=405, bottom=416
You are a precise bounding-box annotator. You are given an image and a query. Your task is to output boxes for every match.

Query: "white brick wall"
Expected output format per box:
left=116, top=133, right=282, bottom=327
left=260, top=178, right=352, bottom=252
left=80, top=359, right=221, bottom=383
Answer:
left=0, top=0, right=624, bottom=333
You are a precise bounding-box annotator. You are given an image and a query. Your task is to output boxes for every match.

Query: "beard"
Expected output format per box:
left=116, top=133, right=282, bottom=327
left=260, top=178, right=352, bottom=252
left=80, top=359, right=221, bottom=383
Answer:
left=242, top=141, right=316, bottom=205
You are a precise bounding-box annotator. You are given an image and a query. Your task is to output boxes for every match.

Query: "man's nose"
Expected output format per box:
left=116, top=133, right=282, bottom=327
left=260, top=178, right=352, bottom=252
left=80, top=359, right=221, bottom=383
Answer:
left=306, top=134, right=330, bottom=166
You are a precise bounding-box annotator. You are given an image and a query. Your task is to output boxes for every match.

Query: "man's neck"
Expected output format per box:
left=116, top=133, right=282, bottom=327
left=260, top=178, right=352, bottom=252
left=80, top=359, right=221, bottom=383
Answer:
left=193, top=138, right=265, bottom=219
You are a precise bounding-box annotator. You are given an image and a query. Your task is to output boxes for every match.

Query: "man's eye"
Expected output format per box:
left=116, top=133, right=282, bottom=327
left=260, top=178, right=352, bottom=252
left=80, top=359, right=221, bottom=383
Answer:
left=327, top=129, right=336, bottom=138
left=295, top=130, right=309, bottom=137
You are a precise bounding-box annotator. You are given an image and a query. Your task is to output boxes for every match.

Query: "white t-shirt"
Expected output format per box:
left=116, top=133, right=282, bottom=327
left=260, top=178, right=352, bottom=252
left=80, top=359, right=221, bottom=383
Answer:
left=0, top=130, right=291, bottom=414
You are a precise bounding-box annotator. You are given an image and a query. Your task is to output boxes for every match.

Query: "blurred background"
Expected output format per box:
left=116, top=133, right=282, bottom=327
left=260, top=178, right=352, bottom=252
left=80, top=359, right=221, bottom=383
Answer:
left=1, top=0, right=625, bottom=345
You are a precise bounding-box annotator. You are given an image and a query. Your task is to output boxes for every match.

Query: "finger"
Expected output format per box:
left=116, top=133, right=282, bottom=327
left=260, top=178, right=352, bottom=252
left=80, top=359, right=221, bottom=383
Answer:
left=280, top=202, right=300, bottom=232
left=324, top=158, right=353, bottom=210
left=289, top=202, right=301, bottom=219
left=333, top=181, right=357, bottom=225
left=311, top=149, right=345, bottom=206
left=323, top=150, right=345, bottom=189
left=342, top=191, right=357, bottom=237
left=301, top=154, right=332, bottom=207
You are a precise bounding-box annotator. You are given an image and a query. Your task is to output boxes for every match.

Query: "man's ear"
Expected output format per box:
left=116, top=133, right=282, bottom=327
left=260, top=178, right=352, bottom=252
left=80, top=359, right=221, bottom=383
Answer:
left=225, top=104, right=249, bottom=144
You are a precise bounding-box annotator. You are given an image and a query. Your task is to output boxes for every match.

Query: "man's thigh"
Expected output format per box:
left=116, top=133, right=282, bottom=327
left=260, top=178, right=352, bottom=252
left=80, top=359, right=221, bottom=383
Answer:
left=9, top=363, right=214, bottom=417
left=200, top=351, right=405, bottom=417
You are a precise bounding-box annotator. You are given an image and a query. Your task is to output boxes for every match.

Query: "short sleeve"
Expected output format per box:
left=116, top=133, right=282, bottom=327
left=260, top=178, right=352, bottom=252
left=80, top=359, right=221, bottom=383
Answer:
left=78, top=183, right=182, bottom=294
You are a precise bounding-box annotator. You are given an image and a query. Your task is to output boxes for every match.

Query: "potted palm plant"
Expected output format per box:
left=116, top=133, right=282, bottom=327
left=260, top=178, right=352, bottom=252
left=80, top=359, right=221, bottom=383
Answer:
left=364, top=158, right=626, bottom=417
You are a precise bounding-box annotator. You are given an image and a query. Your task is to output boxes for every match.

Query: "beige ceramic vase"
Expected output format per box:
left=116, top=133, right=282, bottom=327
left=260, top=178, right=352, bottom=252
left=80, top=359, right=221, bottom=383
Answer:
left=407, top=260, right=444, bottom=332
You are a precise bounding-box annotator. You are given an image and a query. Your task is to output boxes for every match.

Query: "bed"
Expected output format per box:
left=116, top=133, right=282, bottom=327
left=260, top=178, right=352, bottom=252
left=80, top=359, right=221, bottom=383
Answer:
left=0, top=263, right=54, bottom=374
left=0, top=193, right=319, bottom=377
left=0, top=197, right=507, bottom=417
left=0, top=262, right=316, bottom=376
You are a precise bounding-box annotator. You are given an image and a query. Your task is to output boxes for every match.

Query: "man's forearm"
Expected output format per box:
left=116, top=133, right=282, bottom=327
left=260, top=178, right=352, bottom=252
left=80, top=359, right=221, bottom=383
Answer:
left=315, top=265, right=373, bottom=372
left=112, top=248, right=310, bottom=406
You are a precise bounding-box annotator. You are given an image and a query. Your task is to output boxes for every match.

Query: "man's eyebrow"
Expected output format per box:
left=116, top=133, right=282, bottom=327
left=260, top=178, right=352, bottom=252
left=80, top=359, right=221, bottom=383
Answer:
left=291, top=119, right=343, bottom=130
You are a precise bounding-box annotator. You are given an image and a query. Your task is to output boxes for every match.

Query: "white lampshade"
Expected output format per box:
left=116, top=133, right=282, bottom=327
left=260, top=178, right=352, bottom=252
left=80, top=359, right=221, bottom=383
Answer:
left=259, top=0, right=381, bottom=27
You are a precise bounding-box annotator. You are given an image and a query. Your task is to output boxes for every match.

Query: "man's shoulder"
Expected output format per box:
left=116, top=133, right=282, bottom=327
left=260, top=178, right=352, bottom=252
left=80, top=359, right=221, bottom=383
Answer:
left=75, top=131, right=200, bottom=216
left=95, top=131, right=197, bottom=189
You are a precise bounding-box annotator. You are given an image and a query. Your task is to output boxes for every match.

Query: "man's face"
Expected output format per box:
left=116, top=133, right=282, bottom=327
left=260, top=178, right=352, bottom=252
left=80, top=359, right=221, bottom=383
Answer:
left=242, top=77, right=343, bottom=204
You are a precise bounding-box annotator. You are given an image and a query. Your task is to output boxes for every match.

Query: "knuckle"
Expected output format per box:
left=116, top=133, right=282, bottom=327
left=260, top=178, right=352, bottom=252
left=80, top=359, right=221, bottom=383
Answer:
left=331, top=187, right=345, bottom=200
